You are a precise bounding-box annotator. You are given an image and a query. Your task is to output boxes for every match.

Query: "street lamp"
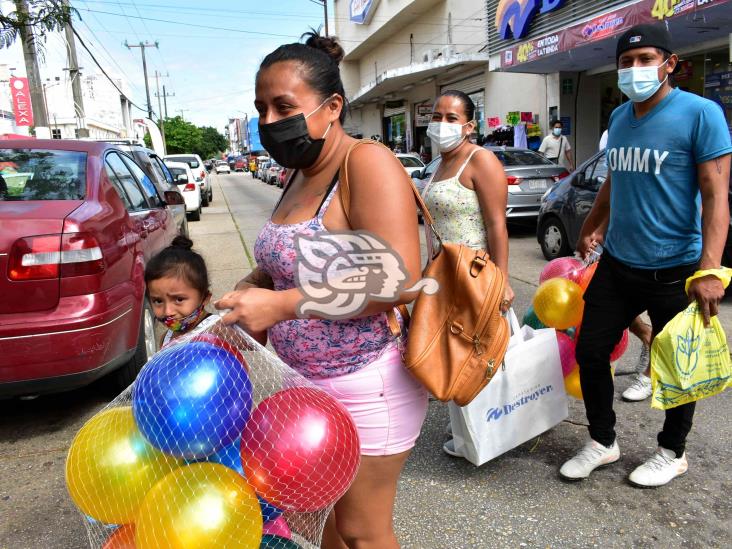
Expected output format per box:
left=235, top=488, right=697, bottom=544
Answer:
left=41, top=77, right=62, bottom=134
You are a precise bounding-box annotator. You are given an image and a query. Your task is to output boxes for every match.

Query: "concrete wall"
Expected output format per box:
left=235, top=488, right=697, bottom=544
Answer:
left=483, top=71, right=547, bottom=129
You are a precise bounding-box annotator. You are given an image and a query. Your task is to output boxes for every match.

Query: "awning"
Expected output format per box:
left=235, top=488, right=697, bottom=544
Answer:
left=351, top=53, right=490, bottom=106
left=498, top=0, right=732, bottom=74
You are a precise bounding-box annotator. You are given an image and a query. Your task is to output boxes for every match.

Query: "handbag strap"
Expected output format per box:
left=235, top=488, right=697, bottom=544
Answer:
left=338, top=138, right=437, bottom=337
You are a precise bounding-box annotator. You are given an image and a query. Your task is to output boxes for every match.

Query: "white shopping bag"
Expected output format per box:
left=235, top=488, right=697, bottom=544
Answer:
left=449, top=310, right=568, bottom=466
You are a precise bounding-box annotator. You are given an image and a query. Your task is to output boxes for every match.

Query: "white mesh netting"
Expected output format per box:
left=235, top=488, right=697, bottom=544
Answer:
left=65, top=320, right=361, bottom=549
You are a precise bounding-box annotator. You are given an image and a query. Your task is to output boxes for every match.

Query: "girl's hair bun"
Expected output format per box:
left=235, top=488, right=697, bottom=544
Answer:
left=170, top=235, right=194, bottom=250
left=303, top=31, right=344, bottom=65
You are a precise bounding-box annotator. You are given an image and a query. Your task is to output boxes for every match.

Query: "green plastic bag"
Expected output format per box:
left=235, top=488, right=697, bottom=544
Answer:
left=650, top=302, right=731, bottom=410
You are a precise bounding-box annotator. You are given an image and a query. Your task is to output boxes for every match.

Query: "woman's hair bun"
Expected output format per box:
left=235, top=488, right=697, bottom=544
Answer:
left=170, top=235, right=194, bottom=250
left=303, top=30, right=344, bottom=65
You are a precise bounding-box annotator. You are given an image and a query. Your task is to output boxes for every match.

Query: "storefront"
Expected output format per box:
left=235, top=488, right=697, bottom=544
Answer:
left=489, top=0, right=732, bottom=163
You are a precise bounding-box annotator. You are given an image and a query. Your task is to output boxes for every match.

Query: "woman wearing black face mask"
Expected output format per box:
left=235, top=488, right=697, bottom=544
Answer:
left=215, top=32, right=427, bottom=549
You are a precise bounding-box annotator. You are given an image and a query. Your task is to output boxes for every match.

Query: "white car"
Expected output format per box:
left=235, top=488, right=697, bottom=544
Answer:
left=164, top=153, right=212, bottom=206
left=396, top=153, right=425, bottom=178
left=165, top=161, right=202, bottom=221
left=215, top=160, right=231, bottom=174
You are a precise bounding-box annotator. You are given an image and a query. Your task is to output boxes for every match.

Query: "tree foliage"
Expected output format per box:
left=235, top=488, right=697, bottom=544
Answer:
left=1, top=1, right=76, bottom=52
left=162, top=117, right=227, bottom=159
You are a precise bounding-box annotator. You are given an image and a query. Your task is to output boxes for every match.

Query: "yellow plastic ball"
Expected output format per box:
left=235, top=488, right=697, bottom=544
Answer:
left=135, top=463, right=263, bottom=549
left=564, top=366, right=583, bottom=400
left=533, top=278, right=585, bottom=330
left=65, top=407, right=182, bottom=524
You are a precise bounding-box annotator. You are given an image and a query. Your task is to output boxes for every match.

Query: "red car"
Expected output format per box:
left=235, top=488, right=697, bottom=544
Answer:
left=0, top=139, right=184, bottom=397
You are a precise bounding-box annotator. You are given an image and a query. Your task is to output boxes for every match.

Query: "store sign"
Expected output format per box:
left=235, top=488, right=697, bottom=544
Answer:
left=581, top=12, right=625, bottom=41
left=501, top=0, right=731, bottom=68
left=350, top=0, right=380, bottom=25
left=9, top=77, right=33, bottom=127
left=495, top=0, right=568, bottom=40
left=415, top=104, right=432, bottom=127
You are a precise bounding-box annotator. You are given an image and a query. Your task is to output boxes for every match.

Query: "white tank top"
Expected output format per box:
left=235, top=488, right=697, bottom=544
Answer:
left=423, top=148, right=487, bottom=250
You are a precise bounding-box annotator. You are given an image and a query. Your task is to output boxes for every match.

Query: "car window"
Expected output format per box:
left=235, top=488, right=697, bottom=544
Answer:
left=106, top=152, right=146, bottom=210
left=492, top=149, right=554, bottom=166
left=151, top=155, right=174, bottom=186
left=423, top=157, right=440, bottom=179
left=592, top=153, right=608, bottom=182
left=398, top=156, right=423, bottom=168
left=168, top=166, right=189, bottom=181
left=166, top=155, right=199, bottom=169
left=0, top=148, right=86, bottom=201
left=122, top=155, right=163, bottom=207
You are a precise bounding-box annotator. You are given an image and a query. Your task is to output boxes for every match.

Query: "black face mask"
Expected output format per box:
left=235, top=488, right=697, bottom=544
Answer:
left=259, top=112, right=331, bottom=170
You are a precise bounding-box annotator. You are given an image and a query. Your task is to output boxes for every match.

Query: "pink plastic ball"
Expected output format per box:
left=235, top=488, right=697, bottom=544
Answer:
left=610, top=329, right=629, bottom=362
left=556, top=331, right=577, bottom=378
left=539, top=257, right=583, bottom=284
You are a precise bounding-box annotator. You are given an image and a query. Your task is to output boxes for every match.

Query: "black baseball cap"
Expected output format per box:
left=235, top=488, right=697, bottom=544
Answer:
left=616, top=24, right=673, bottom=61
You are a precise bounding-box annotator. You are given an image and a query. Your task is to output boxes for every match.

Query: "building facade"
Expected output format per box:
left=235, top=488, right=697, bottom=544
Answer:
left=336, top=0, right=732, bottom=165
left=335, top=0, right=547, bottom=161
left=489, top=0, right=732, bottom=163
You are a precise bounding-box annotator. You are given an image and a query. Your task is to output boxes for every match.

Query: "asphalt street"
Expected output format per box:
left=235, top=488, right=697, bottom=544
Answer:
left=1, top=172, right=730, bottom=548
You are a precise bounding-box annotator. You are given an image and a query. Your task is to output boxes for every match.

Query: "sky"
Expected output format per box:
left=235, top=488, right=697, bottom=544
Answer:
left=0, top=0, right=334, bottom=131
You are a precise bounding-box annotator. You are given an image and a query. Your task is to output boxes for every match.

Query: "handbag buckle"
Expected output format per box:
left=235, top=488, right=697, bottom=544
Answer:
left=450, top=322, right=464, bottom=335
left=473, top=336, right=485, bottom=356
left=470, top=256, right=487, bottom=278
left=485, top=359, right=495, bottom=379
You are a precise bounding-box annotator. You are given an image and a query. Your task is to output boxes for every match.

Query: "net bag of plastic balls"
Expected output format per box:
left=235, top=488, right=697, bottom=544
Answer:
left=65, top=320, right=361, bottom=549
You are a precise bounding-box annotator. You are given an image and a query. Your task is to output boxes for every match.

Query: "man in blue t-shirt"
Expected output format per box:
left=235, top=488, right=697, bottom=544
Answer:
left=559, top=24, right=731, bottom=487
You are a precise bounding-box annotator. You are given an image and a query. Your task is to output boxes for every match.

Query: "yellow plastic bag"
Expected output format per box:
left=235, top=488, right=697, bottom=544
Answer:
left=650, top=302, right=731, bottom=410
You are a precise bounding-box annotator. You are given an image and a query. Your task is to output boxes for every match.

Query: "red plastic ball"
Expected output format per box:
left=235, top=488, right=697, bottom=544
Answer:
left=610, top=329, right=629, bottom=362
left=241, top=387, right=360, bottom=512
left=556, top=331, right=577, bottom=378
left=539, top=257, right=583, bottom=285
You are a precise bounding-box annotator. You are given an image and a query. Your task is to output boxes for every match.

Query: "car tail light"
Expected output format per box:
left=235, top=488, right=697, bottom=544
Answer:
left=506, top=175, right=523, bottom=185
left=184, top=183, right=197, bottom=192
left=8, top=233, right=103, bottom=281
left=552, top=171, right=570, bottom=182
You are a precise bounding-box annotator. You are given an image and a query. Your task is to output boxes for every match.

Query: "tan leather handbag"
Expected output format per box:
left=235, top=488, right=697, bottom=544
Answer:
left=339, top=140, right=510, bottom=406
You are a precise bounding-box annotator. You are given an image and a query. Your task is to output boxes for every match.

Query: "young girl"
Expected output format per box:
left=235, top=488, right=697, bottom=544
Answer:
left=145, top=236, right=219, bottom=347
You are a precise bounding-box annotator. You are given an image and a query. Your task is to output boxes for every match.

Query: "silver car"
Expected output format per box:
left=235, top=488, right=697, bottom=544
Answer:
left=414, top=146, right=569, bottom=218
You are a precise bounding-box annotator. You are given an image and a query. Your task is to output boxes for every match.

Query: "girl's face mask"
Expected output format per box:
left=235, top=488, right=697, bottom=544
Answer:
left=156, top=301, right=207, bottom=333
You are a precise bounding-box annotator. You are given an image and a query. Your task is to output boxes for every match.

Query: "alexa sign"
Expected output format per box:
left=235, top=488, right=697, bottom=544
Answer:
left=495, top=0, right=568, bottom=40
left=350, top=0, right=381, bottom=25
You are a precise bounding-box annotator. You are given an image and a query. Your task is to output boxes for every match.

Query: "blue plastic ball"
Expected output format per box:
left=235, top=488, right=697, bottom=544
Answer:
left=132, top=341, right=253, bottom=459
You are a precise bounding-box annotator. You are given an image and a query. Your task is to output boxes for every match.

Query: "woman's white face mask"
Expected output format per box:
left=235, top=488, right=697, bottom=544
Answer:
left=427, top=121, right=471, bottom=153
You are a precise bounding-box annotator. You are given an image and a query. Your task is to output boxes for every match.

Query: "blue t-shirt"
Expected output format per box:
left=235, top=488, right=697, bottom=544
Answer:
left=605, top=88, right=732, bottom=269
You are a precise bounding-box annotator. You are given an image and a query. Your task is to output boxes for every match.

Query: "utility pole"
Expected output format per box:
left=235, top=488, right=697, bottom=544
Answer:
left=14, top=0, right=48, bottom=128
left=157, top=85, right=174, bottom=120
left=62, top=0, right=88, bottom=137
left=178, top=108, right=189, bottom=120
left=319, top=1, right=329, bottom=36
left=125, top=40, right=158, bottom=121
left=153, top=70, right=167, bottom=154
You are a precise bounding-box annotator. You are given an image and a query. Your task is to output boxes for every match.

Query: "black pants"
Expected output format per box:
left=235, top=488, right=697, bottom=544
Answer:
left=575, top=253, right=698, bottom=456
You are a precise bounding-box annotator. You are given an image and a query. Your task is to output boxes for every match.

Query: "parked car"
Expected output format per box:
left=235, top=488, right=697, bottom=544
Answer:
left=203, top=159, right=213, bottom=172
left=163, top=154, right=212, bottom=206
left=278, top=166, right=288, bottom=188
left=266, top=162, right=282, bottom=185
left=215, top=160, right=231, bottom=174
left=105, top=141, right=188, bottom=239
left=259, top=159, right=272, bottom=181
left=537, top=150, right=606, bottom=260
left=412, top=146, right=569, bottom=219
left=396, top=153, right=426, bottom=178
left=0, top=139, right=185, bottom=397
left=165, top=161, right=202, bottom=221
left=234, top=158, right=247, bottom=172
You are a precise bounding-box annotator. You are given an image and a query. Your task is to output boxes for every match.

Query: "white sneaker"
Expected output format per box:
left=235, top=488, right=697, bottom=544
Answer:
left=559, top=439, right=620, bottom=480
left=628, top=447, right=688, bottom=487
left=442, top=438, right=462, bottom=457
left=622, top=373, right=652, bottom=402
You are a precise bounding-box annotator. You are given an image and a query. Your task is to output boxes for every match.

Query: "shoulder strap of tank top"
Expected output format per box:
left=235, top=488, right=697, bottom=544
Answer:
left=455, top=148, right=482, bottom=179
left=314, top=170, right=341, bottom=219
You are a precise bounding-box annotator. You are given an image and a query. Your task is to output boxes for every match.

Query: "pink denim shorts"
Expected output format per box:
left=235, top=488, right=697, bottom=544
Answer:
left=310, top=346, right=428, bottom=456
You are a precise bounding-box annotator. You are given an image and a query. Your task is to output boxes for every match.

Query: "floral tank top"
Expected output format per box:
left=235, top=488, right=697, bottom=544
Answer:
left=254, top=175, right=397, bottom=379
left=423, top=148, right=488, bottom=250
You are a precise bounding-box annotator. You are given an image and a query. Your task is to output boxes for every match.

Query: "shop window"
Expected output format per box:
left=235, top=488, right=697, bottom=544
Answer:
left=51, top=129, right=62, bottom=139
left=703, top=49, right=731, bottom=132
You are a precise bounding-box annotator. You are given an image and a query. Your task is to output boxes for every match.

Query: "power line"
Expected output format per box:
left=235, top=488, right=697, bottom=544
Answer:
left=71, top=26, right=148, bottom=114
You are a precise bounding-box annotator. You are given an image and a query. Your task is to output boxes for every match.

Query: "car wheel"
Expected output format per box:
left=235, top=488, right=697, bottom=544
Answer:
left=201, top=192, right=209, bottom=207
left=209, top=189, right=213, bottom=203
left=189, top=205, right=201, bottom=221
left=111, top=300, right=157, bottom=391
left=539, top=216, right=571, bottom=260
